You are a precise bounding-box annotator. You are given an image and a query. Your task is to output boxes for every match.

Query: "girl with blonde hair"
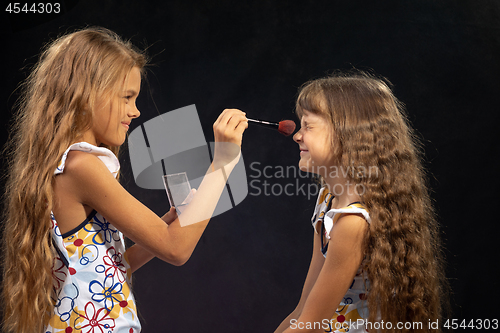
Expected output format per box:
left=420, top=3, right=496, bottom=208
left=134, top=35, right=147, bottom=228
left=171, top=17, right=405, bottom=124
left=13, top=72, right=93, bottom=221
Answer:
left=1, top=27, right=247, bottom=333
left=275, top=72, right=447, bottom=333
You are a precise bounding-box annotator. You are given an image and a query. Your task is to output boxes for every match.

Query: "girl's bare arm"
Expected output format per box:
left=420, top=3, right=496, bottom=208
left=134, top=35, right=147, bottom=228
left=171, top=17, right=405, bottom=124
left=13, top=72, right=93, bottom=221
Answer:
left=282, top=214, right=368, bottom=333
left=125, top=207, right=177, bottom=273
left=61, top=109, right=247, bottom=266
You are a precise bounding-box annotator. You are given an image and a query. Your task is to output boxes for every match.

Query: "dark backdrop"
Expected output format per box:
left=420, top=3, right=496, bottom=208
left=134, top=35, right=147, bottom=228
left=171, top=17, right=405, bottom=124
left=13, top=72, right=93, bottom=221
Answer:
left=2, top=0, right=499, bottom=332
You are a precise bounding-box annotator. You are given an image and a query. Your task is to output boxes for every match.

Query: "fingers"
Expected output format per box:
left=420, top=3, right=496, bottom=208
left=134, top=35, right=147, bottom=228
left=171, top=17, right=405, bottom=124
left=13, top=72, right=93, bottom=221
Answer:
left=225, top=112, right=248, bottom=134
left=213, top=109, right=248, bottom=144
left=214, top=109, right=247, bottom=129
left=167, top=206, right=177, bottom=216
left=213, top=108, right=231, bottom=128
left=213, top=108, right=238, bottom=129
left=234, top=114, right=249, bottom=133
left=162, top=206, right=178, bottom=225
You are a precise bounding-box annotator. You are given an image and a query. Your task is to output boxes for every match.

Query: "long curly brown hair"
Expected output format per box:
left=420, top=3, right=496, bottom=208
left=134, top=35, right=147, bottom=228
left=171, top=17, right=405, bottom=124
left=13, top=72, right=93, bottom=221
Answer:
left=296, top=71, right=448, bottom=332
left=1, top=27, right=147, bottom=333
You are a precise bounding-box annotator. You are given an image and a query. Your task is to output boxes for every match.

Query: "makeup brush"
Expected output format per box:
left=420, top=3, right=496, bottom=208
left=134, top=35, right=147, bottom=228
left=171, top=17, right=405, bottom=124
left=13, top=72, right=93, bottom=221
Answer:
left=247, top=118, right=296, bottom=136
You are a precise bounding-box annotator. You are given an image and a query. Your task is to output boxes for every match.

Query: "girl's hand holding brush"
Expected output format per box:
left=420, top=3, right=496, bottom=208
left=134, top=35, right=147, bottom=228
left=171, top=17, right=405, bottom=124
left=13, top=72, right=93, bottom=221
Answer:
left=212, top=109, right=248, bottom=170
left=211, top=110, right=296, bottom=170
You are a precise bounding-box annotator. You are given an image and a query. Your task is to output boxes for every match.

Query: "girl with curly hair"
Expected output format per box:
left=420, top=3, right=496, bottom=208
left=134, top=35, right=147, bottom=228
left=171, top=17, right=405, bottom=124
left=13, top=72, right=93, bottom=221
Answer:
left=275, top=72, right=448, bottom=333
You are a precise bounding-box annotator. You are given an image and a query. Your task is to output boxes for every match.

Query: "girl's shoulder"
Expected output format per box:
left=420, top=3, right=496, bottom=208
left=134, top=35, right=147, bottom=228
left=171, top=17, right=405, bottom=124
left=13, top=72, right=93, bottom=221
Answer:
left=322, top=202, right=371, bottom=241
left=55, top=142, right=120, bottom=178
left=311, top=186, right=371, bottom=238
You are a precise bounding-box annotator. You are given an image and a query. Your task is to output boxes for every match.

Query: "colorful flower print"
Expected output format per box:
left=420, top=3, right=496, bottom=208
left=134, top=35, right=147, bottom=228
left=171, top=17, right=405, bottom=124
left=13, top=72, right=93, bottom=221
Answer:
left=101, top=247, right=126, bottom=283
left=51, top=213, right=62, bottom=236
left=85, top=215, right=120, bottom=245
left=52, top=257, right=67, bottom=292
left=89, top=274, right=123, bottom=312
left=75, top=302, right=116, bottom=333
left=324, top=303, right=363, bottom=333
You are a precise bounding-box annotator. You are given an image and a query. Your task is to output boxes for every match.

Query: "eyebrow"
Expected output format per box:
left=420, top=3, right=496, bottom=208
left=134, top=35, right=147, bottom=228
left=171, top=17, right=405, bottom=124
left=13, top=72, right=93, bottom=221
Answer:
left=124, top=89, right=139, bottom=96
left=301, top=113, right=321, bottom=124
left=301, top=117, right=312, bottom=124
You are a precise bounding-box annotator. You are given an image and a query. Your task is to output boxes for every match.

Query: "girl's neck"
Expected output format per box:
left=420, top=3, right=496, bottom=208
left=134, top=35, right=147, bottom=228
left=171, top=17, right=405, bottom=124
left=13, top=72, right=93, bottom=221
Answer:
left=75, top=132, right=99, bottom=147
left=323, top=176, right=361, bottom=209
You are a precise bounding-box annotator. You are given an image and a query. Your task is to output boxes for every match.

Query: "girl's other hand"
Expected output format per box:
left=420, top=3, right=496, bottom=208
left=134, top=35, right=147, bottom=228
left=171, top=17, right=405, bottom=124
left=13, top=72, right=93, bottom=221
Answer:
left=161, top=207, right=178, bottom=225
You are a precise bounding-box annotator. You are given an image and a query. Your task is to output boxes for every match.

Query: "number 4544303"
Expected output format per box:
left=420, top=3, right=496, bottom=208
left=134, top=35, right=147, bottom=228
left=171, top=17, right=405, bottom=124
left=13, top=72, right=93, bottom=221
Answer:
left=5, top=3, right=61, bottom=14
left=444, top=318, right=498, bottom=330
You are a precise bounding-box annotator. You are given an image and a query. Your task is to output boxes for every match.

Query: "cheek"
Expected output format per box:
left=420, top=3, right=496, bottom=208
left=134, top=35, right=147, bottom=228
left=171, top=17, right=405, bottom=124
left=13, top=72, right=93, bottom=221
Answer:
left=324, top=129, right=337, bottom=152
left=104, top=103, right=122, bottom=129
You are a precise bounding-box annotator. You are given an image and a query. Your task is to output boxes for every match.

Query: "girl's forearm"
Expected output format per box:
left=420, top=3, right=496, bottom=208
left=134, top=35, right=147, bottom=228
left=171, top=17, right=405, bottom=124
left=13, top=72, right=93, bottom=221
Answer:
left=177, top=155, right=238, bottom=227
left=125, top=243, right=155, bottom=273
left=154, top=154, right=240, bottom=265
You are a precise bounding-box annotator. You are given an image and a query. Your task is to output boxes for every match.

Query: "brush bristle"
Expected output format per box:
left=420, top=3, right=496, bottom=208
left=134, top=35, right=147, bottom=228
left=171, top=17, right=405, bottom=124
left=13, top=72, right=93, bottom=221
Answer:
left=278, top=120, right=296, bottom=136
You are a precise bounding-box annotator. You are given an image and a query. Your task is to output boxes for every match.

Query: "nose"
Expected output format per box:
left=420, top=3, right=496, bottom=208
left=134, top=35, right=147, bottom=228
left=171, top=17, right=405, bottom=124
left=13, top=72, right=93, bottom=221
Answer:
left=129, top=103, right=141, bottom=119
left=293, top=129, right=302, bottom=143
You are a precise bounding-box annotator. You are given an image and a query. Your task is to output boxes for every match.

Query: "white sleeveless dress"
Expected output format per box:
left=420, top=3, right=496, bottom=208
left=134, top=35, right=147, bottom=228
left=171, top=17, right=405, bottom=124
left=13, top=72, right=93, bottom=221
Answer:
left=46, top=142, right=141, bottom=333
left=311, top=187, right=371, bottom=333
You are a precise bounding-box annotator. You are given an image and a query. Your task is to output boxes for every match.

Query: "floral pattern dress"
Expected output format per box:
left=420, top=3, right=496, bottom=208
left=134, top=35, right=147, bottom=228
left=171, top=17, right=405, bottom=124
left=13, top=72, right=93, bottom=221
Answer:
left=46, top=142, right=141, bottom=333
left=311, top=187, right=371, bottom=333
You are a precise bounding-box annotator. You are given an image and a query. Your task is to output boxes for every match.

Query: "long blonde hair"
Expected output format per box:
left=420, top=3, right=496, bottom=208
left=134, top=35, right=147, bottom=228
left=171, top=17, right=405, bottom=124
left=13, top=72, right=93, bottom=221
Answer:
left=296, top=72, right=448, bottom=332
left=1, top=27, right=147, bottom=333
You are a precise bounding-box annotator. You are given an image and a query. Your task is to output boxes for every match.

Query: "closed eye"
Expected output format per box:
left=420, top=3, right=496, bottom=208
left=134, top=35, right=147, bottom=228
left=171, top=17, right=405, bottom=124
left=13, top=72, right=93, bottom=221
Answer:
left=123, top=89, right=139, bottom=102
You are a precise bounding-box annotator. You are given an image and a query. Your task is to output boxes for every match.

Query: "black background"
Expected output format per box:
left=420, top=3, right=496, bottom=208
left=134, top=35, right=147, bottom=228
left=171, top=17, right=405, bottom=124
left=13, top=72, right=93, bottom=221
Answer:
left=1, top=0, right=499, bottom=332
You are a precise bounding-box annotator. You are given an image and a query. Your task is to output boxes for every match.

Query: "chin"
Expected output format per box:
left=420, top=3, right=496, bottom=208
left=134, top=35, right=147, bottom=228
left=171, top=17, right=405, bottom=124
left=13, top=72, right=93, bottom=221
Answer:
left=298, top=161, right=312, bottom=174
left=112, top=136, right=127, bottom=147
left=101, top=140, right=125, bottom=147
left=300, top=163, right=327, bottom=178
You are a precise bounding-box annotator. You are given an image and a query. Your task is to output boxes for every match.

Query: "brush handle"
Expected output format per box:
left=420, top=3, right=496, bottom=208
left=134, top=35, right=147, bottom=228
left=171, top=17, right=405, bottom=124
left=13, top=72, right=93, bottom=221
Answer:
left=247, top=118, right=279, bottom=129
